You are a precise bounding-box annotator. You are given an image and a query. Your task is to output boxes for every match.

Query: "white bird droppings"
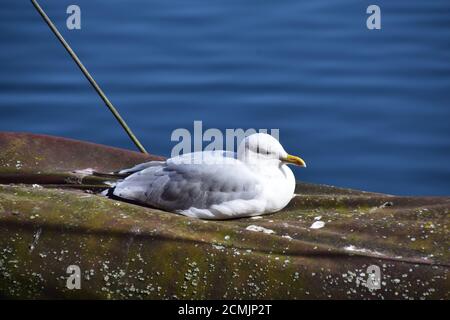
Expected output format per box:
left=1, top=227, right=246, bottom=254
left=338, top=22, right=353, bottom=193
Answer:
left=310, top=221, right=325, bottom=229
left=245, top=225, right=275, bottom=234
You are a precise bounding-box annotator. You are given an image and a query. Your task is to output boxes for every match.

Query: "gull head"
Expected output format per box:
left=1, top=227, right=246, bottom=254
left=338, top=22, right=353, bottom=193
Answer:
left=237, top=133, right=306, bottom=167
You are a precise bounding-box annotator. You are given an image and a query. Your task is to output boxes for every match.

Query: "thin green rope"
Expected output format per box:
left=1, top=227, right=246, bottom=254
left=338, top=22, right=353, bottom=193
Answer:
left=31, top=0, right=148, bottom=154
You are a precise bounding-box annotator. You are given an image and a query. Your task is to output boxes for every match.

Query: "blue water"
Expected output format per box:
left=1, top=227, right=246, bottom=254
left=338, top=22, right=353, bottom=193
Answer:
left=1, top=0, right=450, bottom=195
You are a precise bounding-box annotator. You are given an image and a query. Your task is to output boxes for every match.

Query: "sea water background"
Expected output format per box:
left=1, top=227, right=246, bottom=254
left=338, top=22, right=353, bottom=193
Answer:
left=1, top=0, right=449, bottom=195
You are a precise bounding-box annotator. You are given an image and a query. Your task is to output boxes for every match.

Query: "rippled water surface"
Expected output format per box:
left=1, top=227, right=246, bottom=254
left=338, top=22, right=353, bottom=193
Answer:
left=1, top=0, right=450, bottom=195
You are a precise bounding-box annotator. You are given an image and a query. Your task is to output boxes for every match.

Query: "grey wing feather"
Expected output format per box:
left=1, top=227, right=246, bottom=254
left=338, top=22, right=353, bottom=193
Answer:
left=118, top=161, right=165, bottom=175
left=112, top=158, right=261, bottom=211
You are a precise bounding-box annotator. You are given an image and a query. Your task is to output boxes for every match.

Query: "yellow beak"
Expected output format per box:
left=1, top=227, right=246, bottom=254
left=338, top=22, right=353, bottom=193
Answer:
left=283, top=154, right=307, bottom=167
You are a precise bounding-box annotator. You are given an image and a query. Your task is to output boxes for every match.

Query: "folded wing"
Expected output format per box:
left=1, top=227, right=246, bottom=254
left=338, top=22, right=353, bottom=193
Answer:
left=112, top=151, right=262, bottom=213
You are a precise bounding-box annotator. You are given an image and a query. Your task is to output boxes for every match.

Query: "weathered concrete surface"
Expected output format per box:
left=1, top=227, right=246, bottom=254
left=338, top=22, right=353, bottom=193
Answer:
left=0, top=132, right=449, bottom=299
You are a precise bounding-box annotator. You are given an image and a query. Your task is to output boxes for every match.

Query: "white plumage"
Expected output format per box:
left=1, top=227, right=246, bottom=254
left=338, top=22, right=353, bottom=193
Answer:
left=111, top=133, right=306, bottom=219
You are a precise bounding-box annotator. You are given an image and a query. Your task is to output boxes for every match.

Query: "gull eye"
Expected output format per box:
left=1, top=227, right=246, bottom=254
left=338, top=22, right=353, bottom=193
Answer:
left=256, top=144, right=270, bottom=155
left=245, top=141, right=272, bottom=155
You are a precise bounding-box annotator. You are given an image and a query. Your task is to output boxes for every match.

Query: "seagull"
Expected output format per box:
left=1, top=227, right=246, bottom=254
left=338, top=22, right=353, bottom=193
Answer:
left=109, top=133, right=306, bottom=219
